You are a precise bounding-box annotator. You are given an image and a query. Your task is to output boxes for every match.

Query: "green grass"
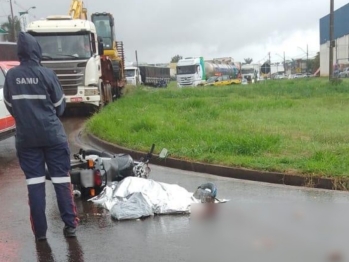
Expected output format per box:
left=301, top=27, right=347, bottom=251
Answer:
left=86, top=78, right=349, bottom=178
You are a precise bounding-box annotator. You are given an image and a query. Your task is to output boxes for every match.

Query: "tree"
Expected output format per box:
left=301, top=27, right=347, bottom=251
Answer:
left=312, top=52, right=320, bottom=72
left=244, top=58, right=253, bottom=64
left=302, top=53, right=319, bottom=74
left=171, top=55, right=183, bottom=63
left=1, top=15, right=21, bottom=42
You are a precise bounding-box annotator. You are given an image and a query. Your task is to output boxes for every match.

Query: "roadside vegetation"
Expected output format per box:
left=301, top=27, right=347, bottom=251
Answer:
left=86, top=78, right=349, bottom=178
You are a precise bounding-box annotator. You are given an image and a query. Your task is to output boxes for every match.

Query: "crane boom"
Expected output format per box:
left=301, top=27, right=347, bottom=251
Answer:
left=69, top=0, right=87, bottom=20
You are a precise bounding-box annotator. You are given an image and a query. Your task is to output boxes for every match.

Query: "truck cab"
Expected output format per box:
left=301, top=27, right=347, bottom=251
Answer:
left=125, top=66, right=141, bottom=86
left=26, top=16, right=103, bottom=107
left=176, top=57, right=205, bottom=87
left=241, top=64, right=260, bottom=83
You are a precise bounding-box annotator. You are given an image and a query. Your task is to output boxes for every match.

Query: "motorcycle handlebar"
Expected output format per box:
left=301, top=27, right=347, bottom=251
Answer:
left=143, top=143, right=155, bottom=162
left=150, top=144, right=155, bottom=154
left=71, top=144, right=155, bottom=170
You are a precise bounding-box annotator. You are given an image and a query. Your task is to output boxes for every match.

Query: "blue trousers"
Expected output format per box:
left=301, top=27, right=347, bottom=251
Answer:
left=16, top=142, right=78, bottom=238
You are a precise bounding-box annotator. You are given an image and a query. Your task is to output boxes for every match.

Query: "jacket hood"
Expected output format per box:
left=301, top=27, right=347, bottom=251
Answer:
left=17, top=32, right=42, bottom=64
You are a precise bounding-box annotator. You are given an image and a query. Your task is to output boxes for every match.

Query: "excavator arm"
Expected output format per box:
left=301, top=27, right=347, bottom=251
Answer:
left=69, top=0, right=88, bottom=20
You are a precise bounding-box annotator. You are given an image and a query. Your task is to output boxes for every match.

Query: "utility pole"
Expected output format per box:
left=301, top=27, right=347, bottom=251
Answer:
left=329, top=0, right=334, bottom=80
left=19, top=7, right=35, bottom=32
left=9, top=0, right=15, bottom=41
left=19, top=12, right=27, bottom=32
left=269, top=52, right=271, bottom=78
left=135, top=50, right=139, bottom=86
left=335, top=39, right=338, bottom=65
left=283, top=51, right=286, bottom=75
left=306, top=44, right=309, bottom=73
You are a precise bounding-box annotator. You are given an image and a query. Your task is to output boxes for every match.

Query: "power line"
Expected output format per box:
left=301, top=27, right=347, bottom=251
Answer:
left=13, top=0, right=25, bottom=9
left=9, top=0, right=14, bottom=39
left=255, top=53, right=270, bottom=64
left=13, top=0, right=36, bottom=19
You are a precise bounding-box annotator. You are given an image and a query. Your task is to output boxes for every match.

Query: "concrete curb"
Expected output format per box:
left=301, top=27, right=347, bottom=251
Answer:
left=87, top=133, right=349, bottom=191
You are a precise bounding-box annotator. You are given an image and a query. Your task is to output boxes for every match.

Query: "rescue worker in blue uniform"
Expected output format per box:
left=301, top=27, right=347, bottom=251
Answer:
left=3, top=32, right=79, bottom=241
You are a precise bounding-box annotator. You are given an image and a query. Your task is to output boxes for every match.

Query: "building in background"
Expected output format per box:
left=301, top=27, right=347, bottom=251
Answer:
left=320, top=2, right=349, bottom=76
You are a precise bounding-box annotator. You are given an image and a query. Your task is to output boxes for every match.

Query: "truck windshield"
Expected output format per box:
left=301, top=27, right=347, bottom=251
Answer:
left=92, top=14, right=113, bottom=50
left=32, top=33, right=92, bottom=60
left=177, top=65, right=197, bottom=75
left=125, top=69, right=136, bottom=77
left=241, top=68, right=255, bottom=74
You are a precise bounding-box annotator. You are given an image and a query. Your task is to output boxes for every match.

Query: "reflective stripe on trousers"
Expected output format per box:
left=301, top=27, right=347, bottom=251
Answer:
left=17, top=142, right=78, bottom=237
left=26, top=176, right=46, bottom=185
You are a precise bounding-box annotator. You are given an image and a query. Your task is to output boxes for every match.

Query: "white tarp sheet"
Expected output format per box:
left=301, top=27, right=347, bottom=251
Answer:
left=88, top=177, right=228, bottom=220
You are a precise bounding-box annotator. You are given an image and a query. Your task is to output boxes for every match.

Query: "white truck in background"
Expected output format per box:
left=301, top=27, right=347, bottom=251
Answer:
left=125, top=62, right=142, bottom=85
left=25, top=1, right=126, bottom=111
left=125, top=63, right=170, bottom=87
left=241, top=63, right=261, bottom=83
left=176, top=57, right=205, bottom=87
left=26, top=17, right=106, bottom=109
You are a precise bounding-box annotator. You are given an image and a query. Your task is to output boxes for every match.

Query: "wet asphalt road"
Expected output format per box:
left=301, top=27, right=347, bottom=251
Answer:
left=1, top=115, right=349, bottom=262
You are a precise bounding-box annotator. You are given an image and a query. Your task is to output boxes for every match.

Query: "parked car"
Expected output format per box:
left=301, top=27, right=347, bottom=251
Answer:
left=294, top=73, right=304, bottom=78
left=274, top=74, right=285, bottom=79
left=0, top=61, right=19, bottom=141
left=303, top=73, right=314, bottom=78
left=205, top=75, right=241, bottom=86
left=258, top=76, right=265, bottom=81
left=339, top=67, right=349, bottom=78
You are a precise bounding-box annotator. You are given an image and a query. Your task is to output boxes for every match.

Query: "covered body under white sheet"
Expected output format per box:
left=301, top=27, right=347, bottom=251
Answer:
left=88, top=177, right=228, bottom=220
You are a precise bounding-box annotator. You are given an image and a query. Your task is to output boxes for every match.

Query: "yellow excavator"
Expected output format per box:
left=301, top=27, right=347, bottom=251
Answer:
left=68, top=0, right=125, bottom=98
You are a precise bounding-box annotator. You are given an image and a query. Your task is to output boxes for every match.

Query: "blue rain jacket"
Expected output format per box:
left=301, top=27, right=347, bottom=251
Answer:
left=3, top=32, right=67, bottom=148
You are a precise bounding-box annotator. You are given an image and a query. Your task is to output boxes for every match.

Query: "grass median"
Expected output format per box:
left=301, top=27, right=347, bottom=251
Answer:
left=85, top=78, right=349, bottom=178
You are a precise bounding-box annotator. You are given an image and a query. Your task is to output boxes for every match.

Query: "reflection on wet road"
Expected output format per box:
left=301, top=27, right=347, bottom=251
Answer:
left=1, top=115, right=349, bottom=262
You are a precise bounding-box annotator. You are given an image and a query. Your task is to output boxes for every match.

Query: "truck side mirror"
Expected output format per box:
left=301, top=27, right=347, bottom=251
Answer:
left=97, top=36, right=104, bottom=55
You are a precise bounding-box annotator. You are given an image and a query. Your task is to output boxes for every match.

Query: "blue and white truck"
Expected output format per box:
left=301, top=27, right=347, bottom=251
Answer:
left=176, top=57, right=239, bottom=87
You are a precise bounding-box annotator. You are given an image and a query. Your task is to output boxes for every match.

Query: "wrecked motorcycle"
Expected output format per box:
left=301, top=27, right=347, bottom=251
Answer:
left=46, top=144, right=159, bottom=198
left=72, top=144, right=156, bottom=198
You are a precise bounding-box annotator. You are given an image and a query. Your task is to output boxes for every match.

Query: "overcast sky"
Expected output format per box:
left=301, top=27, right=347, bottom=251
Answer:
left=1, top=0, right=348, bottom=64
